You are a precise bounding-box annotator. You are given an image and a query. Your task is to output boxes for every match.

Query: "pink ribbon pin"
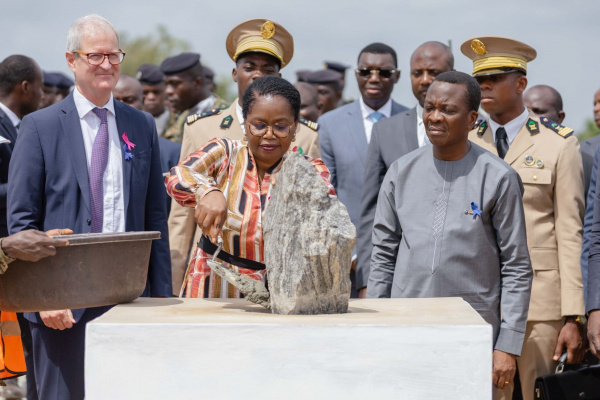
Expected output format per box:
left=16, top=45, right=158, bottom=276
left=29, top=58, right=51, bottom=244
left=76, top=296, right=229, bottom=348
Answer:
left=122, top=133, right=136, bottom=151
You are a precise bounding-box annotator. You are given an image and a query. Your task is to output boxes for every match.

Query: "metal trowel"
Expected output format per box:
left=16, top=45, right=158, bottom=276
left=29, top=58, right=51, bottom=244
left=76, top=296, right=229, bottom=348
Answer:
left=207, top=237, right=271, bottom=310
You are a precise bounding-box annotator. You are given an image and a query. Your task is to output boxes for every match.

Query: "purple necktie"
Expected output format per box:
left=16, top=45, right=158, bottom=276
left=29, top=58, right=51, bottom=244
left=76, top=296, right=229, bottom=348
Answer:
left=90, top=107, right=109, bottom=233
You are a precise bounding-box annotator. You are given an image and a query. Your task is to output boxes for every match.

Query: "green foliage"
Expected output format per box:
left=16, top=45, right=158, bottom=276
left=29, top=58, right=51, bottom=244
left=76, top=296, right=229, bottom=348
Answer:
left=577, top=119, right=600, bottom=141
left=118, top=25, right=191, bottom=76
left=213, top=74, right=237, bottom=104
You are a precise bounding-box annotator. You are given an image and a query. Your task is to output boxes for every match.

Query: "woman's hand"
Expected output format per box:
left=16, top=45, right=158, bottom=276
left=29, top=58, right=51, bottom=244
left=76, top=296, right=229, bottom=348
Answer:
left=195, top=191, right=227, bottom=244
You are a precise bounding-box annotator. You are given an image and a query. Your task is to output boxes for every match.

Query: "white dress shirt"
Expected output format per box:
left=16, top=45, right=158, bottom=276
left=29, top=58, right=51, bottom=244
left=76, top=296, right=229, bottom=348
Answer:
left=415, top=104, right=431, bottom=148
left=489, top=107, right=529, bottom=146
left=73, top=88, right=125, bottom=233
left=0, top=101, right=21, bottom=128
left=359, top=97, right=393, bottom=143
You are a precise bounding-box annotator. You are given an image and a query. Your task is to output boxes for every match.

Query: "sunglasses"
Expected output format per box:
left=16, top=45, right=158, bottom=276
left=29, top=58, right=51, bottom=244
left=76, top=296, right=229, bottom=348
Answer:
left=355, top=68, right=397, bottom=78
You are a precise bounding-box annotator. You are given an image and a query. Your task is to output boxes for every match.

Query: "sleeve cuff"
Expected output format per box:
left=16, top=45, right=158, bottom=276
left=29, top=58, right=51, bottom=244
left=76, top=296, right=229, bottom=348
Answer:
left=494, top=327, right=526, bottom=356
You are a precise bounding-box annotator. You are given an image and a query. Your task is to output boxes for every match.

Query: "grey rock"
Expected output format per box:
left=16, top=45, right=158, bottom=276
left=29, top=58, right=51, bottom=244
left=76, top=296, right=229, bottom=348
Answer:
left=263, top=152, right=355, bottom=315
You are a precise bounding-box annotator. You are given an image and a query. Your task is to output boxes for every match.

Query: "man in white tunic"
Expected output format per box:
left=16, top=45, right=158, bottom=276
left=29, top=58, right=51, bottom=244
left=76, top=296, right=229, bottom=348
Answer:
left=367, top=71, right=533, bottom=390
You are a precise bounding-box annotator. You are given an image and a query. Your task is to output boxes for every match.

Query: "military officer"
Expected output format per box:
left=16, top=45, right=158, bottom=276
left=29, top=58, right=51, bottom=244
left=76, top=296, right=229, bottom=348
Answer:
left=168, top=19, right=321, bottom=295
left=464, top=37, right=585, bottom=400
left=160, top=52, right=228, bottom=143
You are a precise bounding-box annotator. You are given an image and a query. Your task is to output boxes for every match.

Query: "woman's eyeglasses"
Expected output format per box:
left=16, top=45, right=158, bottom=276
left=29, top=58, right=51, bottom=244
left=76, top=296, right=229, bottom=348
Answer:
left=247, top=121, right=293, bottom=138
left=355, top=68, right=397, bottom=79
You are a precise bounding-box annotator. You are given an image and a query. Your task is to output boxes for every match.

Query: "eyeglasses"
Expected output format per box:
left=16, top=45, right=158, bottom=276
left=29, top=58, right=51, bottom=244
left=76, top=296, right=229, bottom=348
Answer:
left=72, top=50, right=126, bottom=66
left=247, top=121, right=293, bottom=138
left=355, top=68, right=397, bottom=79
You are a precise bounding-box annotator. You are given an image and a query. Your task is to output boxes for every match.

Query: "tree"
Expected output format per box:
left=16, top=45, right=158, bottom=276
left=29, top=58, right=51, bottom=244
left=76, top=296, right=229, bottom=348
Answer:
left=118, top=25, right=191, bottom=76
left=577, top=119, right=600, bottom=141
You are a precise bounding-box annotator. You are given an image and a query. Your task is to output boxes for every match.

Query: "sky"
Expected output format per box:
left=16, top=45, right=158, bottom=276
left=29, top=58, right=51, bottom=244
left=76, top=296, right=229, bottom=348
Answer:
left=2, top=0, right=599, bottom=133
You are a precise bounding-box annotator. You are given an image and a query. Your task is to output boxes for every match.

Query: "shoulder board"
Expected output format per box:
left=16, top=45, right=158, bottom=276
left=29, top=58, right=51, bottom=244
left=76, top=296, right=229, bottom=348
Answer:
left=539, top=117, right=574, bottom=138
left=299, top=118, right=319, bottom=131
left=525, top=118, right=540, bottom=135
left=220, top=115, right=233, bottom=129
left=186, top=108, right=222, bottom=125
left=475, top=120, right=488, bottom=136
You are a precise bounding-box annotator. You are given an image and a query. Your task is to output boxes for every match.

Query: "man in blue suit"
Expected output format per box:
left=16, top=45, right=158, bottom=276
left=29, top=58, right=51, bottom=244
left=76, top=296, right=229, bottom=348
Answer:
left=7, top=14, right=171, bottom=399
left=318, top=42, right=406, bottom=295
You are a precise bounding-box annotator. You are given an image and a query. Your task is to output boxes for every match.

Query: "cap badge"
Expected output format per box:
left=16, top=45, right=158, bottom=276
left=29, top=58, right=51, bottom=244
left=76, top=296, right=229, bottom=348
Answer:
left=261, top=21, right=275, bottom=39
left=525, top=156, right=534, bottom=166
left=471, top=39, right=487, bottom=56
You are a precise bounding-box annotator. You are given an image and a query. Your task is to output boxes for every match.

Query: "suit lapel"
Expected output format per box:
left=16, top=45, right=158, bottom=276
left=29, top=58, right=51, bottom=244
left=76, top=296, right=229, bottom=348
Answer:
left=0, top=109, right=18, bottom=147
left=346, top=101, right=368, bottom=165
left=59, top=94, right=91, bottom=213
left=504, top=123, right=534, bottom=166
left=403, top=108, right=419, bottom=151
left=114, top=101, right=132, bottom=215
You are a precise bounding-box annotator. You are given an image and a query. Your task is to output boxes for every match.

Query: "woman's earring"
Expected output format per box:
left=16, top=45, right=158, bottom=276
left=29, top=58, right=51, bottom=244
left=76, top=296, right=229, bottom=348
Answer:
left=242, top=136, right=248, bottom=144
left=291, top=135, right=296, bottom=142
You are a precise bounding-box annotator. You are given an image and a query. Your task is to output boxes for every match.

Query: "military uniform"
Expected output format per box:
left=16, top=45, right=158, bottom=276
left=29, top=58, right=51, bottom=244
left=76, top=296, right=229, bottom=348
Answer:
left=167, top=19, right=322, bottom=295
left=163, top=95, right=229, bottom=143
left=463, top=36, right=585, bottom=400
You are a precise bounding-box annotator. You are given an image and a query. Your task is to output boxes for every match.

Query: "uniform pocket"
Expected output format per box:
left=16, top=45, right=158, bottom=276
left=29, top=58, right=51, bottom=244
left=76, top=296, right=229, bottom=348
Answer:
left=530, top=247, right=558, bottom=270
left=518, top=168, right=552, bottom=185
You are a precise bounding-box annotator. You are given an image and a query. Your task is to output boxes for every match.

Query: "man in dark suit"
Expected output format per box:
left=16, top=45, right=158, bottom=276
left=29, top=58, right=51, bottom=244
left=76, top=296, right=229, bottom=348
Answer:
left=355, top=42, right=454, bottom=296
left=0, top=55, right=43, bottom=238
left=7, top=14, right=171, bottom=399
left=319, top=42, right=407, bottom=297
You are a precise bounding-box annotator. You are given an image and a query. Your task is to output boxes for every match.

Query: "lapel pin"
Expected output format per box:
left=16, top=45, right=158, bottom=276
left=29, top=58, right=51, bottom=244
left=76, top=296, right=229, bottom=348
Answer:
left=525, top=155, right=534, bottom=166
left=122, top=133, right=135, bottom=161
left=536, top=159, right=544, bottom=168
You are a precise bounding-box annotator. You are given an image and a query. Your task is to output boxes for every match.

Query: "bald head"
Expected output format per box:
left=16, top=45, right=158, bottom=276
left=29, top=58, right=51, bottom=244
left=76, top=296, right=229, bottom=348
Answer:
left=294, top=82, right=321, bottom=122
left=113, top=74, right=143, bottom=110
left=410, top=41, right=454, bottom=106
left=524, top=85, right=565, bottom=124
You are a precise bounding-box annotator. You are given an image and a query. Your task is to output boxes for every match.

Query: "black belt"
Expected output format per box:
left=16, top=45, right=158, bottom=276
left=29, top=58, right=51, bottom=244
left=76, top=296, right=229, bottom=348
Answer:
left=199, top=236, right=266, bottom=271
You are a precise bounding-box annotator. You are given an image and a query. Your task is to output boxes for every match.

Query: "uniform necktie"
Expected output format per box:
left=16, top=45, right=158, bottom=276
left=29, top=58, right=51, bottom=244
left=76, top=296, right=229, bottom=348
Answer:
left=90, top=107, right=109, bottom=233
left=495, top=126, right=509, bottom=159
left=368, top=111, right=384, bottom=123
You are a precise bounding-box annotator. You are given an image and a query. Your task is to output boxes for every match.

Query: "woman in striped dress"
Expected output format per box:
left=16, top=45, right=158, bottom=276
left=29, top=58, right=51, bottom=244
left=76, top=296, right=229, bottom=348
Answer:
left=166, top=76, right=335, bottom=298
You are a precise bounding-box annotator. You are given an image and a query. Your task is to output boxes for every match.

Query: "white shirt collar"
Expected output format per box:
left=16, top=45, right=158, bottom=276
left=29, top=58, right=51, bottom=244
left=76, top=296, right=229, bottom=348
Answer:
left=488, top=107, right=529, bottom=145
left=416, top=103, right=423, bottom=125
left=73, top=88, right=115, bottom=119
left=0, top=102, right=21, bottom=127
left=359, top=97, right=393, bottom=120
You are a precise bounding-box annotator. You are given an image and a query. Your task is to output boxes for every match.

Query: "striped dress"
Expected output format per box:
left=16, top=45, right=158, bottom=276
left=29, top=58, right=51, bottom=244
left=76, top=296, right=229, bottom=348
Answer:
left=165, top=137, right=335, bottom=298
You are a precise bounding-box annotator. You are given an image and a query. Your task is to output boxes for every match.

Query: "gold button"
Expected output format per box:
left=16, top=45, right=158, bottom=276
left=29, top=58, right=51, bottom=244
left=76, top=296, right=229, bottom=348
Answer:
left=533, top=175, right=538, bottom=181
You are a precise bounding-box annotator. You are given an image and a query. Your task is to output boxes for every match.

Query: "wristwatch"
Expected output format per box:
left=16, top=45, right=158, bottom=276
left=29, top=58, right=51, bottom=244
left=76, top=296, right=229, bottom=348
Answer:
left=565, top=315, right=587, bottom=325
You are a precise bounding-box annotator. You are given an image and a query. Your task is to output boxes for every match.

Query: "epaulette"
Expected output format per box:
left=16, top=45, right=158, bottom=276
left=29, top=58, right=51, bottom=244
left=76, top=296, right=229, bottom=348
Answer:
left=299, top=118, right=319, bottom=131
left=474, top=120, right=488, bottom=136
left=186, top=108, right=222, bottom=125
left=539, top=117, right=574, bottom=138
left=525, top=118, right=540, bottom=135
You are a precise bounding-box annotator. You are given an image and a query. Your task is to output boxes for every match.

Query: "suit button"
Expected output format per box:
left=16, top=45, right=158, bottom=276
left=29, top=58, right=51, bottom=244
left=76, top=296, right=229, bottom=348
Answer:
left=87, top=219, right=91, bottom=225
left=533, top=175, right=538, bottom=181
